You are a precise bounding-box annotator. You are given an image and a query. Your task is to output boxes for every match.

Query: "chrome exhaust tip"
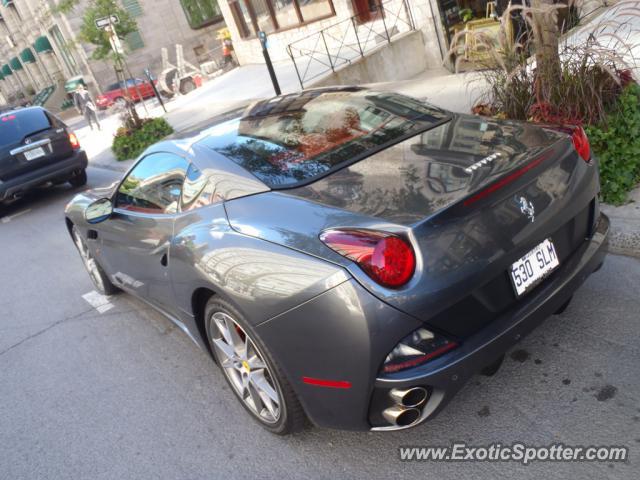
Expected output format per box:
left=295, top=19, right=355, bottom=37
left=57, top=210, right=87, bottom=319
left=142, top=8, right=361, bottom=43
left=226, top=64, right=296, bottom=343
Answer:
left=382, top=405, right=421, bottom=427
left=389, top=387, right=428, bottom=407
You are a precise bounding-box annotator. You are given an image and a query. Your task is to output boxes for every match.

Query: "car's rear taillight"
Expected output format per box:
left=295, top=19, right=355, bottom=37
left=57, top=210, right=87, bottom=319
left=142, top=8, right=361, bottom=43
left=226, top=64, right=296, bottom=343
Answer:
left=383, top=327, right=458, bottom=373
left=319, top=229, right=415, bottom=288
left=571, top=126, right=590, bottom=162
left=69, top=132, right=80, bottom=149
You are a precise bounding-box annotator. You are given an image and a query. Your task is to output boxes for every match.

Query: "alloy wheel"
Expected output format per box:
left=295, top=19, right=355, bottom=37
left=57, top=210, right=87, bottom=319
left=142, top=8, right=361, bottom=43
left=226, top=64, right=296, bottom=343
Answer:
left=209, top=311, right=281, bottom=424
left=73, top=228, right=105, bottom=292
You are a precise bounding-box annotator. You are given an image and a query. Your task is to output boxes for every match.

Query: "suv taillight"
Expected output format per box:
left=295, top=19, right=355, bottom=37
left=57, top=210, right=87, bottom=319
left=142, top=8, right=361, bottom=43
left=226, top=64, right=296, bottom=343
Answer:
left=69, top=132, right=80, bottom=149
left=319, top=229, right=415, bottom=288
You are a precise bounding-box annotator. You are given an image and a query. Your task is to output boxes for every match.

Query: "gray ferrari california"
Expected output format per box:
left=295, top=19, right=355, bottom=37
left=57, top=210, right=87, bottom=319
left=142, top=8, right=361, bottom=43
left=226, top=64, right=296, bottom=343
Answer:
left=65, top=87, right=608, bottom=434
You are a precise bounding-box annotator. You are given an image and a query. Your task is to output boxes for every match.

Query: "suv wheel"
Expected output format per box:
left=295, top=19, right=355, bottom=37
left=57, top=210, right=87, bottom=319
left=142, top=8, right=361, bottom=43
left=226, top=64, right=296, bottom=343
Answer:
left=69, top=169, right=87, bottom=188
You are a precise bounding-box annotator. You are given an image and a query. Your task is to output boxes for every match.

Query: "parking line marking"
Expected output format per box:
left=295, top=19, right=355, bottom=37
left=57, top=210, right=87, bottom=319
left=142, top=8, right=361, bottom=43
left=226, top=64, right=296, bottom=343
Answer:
left=1, top=209, right=31, bottom=224
left=82, top=290, right=114, bottom=314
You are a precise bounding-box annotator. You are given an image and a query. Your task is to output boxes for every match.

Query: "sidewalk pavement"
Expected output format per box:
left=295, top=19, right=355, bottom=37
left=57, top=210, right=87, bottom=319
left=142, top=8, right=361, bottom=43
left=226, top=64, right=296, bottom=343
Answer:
left=75, top=63, right=639, bottom=258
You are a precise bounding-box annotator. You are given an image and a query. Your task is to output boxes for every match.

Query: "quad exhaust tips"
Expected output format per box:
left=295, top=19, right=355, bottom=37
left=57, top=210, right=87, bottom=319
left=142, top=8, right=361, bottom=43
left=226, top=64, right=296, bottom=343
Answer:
left=381, top=387, right=428, bottom=427
left=382, top=405, right=421, bottom=427
left=389, top=387, right=428, bottom=407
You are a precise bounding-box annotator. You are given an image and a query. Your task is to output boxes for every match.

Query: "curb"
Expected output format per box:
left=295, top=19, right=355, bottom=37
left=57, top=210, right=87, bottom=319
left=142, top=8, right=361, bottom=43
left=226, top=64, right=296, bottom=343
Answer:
left=601, top=186, right=640, bottom=259
left=606, top=229, right=640, bottom=258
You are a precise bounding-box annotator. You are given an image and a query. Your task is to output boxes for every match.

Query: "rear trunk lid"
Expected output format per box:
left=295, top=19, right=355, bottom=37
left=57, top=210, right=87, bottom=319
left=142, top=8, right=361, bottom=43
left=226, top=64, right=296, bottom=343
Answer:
left=289, top=114, right=567, bottom=225
left=0, top=108, right=74, bottom=182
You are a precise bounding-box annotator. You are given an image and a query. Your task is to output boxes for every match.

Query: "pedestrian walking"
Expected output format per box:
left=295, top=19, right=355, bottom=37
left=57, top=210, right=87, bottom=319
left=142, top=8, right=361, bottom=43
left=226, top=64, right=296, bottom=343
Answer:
left=74, top=84, right=101, bottom=131
left=218, top=29, right=235, bottom=68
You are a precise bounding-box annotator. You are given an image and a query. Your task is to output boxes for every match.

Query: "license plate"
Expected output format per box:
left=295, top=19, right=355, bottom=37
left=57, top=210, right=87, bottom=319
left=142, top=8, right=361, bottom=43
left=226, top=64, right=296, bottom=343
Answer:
left=23, top=147, right=45, bottom=161
left=509, top=238, right=559, bottom=296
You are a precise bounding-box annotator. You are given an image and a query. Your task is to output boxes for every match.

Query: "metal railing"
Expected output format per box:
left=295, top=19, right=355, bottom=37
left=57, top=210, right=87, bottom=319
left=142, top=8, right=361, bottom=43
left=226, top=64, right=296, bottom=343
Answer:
left=197, top=45, right=233, bottom=75
left=287, top=0, right=415, bottom=89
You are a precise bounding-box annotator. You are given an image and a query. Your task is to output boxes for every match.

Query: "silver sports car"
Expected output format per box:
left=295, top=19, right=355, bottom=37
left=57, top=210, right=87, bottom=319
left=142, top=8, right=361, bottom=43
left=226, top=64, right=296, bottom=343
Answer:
left=66, top=87, right=608, bottom=434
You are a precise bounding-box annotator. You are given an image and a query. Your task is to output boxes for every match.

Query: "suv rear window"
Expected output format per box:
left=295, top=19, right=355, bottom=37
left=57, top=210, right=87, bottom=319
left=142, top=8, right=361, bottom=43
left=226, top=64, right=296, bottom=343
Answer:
left=1, top=109, right=52, bottom=147
left=197, top=89, right=450, bottom=188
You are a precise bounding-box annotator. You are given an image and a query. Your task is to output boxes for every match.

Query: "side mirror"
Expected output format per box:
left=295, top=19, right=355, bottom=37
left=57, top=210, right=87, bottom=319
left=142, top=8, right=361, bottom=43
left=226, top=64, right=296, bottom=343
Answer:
left=85, top=198, right=113, bottom=224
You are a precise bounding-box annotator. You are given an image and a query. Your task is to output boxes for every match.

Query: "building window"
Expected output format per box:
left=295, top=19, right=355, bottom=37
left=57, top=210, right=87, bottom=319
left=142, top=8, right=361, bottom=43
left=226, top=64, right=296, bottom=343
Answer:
left=8, top=4, right=21, bottom=21
left=125, top=30, right=145, bottom=51
left=121, top=0, right=144, bottom=17
left=181, top=0, right=223, bottom=29
left=49, top=25, right=79, bottom=75
left=121, top=0, right=144, bottom=50
left=229, top=0, right=335, bottom=38
left=299, top=0, right=333, bottom=23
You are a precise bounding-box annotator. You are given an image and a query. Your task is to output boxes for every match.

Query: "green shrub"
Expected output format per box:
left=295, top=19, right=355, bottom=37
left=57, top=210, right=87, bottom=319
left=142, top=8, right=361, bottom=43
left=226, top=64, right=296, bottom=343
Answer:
left=112, top=117, right=174, bottom=161
left=586, top=84, right=640, bottom=205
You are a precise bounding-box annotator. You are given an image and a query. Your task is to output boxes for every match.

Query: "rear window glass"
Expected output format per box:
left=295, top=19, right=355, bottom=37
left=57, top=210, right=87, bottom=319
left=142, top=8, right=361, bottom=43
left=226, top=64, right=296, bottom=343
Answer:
left=197, top=89, right=450, bottom=188
left=0, top=109, right=51, bottom=147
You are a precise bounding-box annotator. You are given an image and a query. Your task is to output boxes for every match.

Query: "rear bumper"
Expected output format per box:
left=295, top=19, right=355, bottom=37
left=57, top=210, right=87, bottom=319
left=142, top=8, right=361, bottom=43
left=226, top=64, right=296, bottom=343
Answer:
left=0, top=149, right=88, bottom=201
left=255, top=213, right=608, bottom=431
left=370, top=212, right=609, bottom=430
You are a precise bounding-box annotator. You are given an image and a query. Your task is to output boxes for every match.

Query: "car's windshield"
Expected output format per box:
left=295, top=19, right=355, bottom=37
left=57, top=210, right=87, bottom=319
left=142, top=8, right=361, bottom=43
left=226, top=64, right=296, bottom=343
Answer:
left=0, top=109, right=51, bottom=147
left=197, top=89, right=450, bottom=188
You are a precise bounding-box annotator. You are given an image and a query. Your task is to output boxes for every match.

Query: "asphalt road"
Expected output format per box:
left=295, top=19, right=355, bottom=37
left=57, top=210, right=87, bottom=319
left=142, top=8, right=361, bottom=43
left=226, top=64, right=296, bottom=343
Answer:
left=0, top=166, right=638, bottom=479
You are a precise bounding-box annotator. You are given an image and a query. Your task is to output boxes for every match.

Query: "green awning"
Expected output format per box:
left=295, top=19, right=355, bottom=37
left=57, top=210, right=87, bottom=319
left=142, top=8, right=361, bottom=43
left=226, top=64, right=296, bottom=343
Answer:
left=2, top=64, right=12, bottom=76
left=64, top=76, right=86, bottom=93
left=20, top=48, right=36, bottom=64
left=33, top=35, right=53, bottom=54
left=9, top=57, right=23, bottom=71
left=33, top=85, right=55, bottom=106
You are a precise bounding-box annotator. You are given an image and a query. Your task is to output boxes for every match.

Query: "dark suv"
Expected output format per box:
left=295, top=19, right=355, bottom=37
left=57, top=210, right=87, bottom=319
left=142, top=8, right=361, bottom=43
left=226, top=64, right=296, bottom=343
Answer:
left=0, top=106, right=88, bottom=204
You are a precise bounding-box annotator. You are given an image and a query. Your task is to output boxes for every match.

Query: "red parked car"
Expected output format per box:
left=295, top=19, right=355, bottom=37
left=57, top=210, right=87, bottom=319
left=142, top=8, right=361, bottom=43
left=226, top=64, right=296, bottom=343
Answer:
left=96, top=78, right=157, bottom=109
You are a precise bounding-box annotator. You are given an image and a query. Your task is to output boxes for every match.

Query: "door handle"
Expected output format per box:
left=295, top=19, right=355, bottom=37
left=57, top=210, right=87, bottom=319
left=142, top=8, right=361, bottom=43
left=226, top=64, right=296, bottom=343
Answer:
left=160, top=253, right=168, bottom=267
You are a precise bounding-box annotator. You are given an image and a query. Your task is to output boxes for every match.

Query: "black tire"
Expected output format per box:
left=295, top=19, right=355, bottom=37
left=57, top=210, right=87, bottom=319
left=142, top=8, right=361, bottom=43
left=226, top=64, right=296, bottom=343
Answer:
left=69, top=169, right=87, bottom=188
left=554, top=295, right=573, bottom=315
left=204, top=298, right=306, bottom=435
left=114, top=97, right=127, bottom=108
left=179, top=78, right=196, bottom=95
left=71, top=225, right=119, bottom=296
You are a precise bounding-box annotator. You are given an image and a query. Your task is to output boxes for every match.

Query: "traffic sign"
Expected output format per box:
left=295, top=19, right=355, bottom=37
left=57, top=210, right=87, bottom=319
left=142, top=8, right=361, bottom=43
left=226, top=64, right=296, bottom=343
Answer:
left=95, top=15, right=120, bottom=29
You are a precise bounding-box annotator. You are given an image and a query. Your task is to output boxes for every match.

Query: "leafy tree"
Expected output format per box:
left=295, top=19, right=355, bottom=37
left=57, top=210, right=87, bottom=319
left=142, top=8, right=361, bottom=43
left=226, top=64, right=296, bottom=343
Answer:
left=56, top=0, right=138, bottom=60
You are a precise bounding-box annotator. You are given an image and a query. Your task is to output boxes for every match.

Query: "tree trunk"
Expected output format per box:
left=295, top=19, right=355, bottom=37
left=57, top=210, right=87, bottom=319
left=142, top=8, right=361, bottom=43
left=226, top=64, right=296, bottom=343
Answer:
left=530, top=0, right=561, bottom=102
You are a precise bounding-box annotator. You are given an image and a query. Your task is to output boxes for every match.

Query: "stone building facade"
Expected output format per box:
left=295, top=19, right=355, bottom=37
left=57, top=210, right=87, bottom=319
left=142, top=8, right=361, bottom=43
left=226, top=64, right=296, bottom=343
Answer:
left=0, top=0, right=225, bottom=105
left=216, top=0, right=446, bottom=67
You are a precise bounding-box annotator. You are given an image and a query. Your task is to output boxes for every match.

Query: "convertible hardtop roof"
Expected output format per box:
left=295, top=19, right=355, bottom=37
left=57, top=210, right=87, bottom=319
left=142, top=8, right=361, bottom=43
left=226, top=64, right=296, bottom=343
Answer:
left=191, top=87, right=451, bottom=189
